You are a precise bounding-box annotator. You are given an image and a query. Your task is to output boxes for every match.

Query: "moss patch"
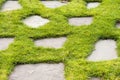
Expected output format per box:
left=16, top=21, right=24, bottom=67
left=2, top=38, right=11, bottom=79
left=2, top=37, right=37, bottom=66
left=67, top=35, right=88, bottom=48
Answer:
left=0, top=0, right=120, bottom=80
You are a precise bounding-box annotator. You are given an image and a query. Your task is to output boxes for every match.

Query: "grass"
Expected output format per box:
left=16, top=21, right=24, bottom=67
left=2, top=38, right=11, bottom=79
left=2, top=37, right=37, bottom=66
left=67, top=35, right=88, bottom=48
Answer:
left=0, top=0, right=120, bottom=80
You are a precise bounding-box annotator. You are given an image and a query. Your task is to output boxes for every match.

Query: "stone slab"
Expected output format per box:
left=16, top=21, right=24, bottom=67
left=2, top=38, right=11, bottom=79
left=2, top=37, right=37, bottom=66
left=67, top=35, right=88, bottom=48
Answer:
left=23, top=15, right=49, bottom=28
left=87, top=40, right=118, bottom=62
left=69, top=17, right=93, bottom=26
left=41, top=1, right=67, bottom=8
left=90, top=77, right=101, bottom=80
left=87, top=2, right=100, bottom=9
left=35, top=37, right=66, bottom=49
left=0, top=38, right=14, bottom=50
left=9, top=63, right=65, bottom=80
left=1, top=1, right=22, bottom=12
left=116, top=22, right=120, bottom=28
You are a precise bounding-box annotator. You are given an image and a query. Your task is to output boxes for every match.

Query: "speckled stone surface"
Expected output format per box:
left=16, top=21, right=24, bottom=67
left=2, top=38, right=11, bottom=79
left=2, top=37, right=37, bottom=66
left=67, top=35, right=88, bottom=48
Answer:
left=9, top=63, right=65, bottom=80
left=35, top=37, right=67, bottom=49
left=87, top=40, right=118, bottom=62
left=1, top=1, right=22, bottom=12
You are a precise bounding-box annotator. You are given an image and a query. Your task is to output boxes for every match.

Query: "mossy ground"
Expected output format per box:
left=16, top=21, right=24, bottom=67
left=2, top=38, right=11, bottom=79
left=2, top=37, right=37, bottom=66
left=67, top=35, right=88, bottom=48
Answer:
left=0, top=0, right=120, bottom=80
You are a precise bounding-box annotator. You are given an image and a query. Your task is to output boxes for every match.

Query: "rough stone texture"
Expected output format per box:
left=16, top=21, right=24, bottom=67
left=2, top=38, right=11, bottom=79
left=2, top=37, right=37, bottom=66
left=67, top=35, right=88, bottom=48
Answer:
left=1, top=1, right=22, bottom=12
left=41, top=1, right=67, bottom=8
left=116, top=22, right=120, bottom=28
left=87, top=40, right=118, bottom=62
left=35, top=37, right=66, bottom=49
left=90, top=78, right=101, bottom=80
left=9, top=63, right=65, bottom=80
left=69, top=17, right=93, bottom=26
left=87, top=2, right=100, bottom=9
left=0, top=38, right=14, bottom=50
left=23, top=15, right=49, bottom=28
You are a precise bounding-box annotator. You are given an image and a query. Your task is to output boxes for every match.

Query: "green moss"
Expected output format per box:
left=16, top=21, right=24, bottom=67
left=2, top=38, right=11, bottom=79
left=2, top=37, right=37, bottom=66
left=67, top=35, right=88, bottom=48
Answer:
left=0, top=0, right=120, bottom=80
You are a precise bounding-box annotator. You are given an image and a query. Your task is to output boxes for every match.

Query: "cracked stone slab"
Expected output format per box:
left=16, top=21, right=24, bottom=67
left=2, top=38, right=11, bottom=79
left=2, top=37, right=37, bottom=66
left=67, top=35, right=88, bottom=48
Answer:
left=23, top=15, right=49, bottom=28
left=35, top=37, right=67, bottom=49
left=0, top=38, right=14, bottom=50
left=87, top=2, right=100, bottom=9
left=69, top=17, right=93, bottom=26
left=9, top=63, right=65, bottom=80
left=1, top=1, right=22, bottom=12
left=90, top=78, right=101, bottom=80
left=41, top=1, right=67, bottom=8
left=87, top=40, right=118, bottom=62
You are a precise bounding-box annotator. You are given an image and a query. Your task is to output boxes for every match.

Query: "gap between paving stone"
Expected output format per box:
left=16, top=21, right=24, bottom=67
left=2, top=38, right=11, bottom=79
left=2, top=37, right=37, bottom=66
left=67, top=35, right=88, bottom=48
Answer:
left=41, top=1, right=67, bottom=8
left=87, top=2, right=100, bottom=9
left=9, top=63, right=65, bottom=80
left=1, top=1, right=22, bottom=12
left=35, top=37, right=67, bottom=49
left=23, top=15, right=49, bottom=28
left=87, top=40, right=118, bottom=62
left=69, top=17, right=93, bottom=26
left=0, top=38, right=14, bottom=50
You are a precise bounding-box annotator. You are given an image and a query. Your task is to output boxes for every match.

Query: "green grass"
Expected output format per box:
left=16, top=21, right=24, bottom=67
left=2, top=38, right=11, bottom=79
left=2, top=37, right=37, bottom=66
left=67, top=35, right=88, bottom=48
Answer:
left=0, top=0, right=120, bottom=80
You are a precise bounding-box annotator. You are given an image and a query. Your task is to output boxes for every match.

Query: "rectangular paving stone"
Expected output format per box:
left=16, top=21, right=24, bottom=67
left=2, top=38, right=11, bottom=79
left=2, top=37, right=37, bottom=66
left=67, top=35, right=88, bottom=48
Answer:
left=9, top=63, right=65, bottom=80
left=69, top=17, right=93, bottom=26
left=41, top=1, right=67, bottom=8
left=34, top=37, right=67, bottom=49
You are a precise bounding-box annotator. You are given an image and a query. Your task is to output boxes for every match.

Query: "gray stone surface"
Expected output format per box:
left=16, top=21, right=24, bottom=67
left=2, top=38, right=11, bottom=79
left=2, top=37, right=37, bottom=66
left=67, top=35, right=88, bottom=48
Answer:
left=23, top=15, right=49, bottom=28
left=9, top=63, right=65, bottom=80
left=41, top=1, right=67, bottom=8
left=90, top=77, right=100, bottom=80
left=1, top=1, right=22, bottom=12
left=69, top=17, right=93, bottom=26
left=87, top=40, right=118, bottom=62
left=0, top=38, right=14, bottom=50
left=35, top=37, right=66, bottom=49
left=116, top=22, right=120, bottom=28
left=87, top=2, right=100, bottom=9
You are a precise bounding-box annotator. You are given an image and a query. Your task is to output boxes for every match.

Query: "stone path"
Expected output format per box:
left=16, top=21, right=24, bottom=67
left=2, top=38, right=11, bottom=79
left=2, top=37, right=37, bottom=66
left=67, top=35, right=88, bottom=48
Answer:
left=0, top=0, right=118, bottom=80
left=1, top=1, right=22, bottom=12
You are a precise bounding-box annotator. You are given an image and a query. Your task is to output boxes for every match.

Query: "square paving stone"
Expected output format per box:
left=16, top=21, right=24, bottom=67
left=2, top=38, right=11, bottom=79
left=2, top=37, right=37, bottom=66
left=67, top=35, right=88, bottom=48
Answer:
left=0, top=38, right=14, bottom=50
left=1, top=1, right=22, bottom=12
left=35, top=37, right=67, bottom=49
left=69, top=17, right=93, bottom=26
left=87, top=40, right=118, bottom=62
left=87, top=2, right=100, bottom=9
left=41, top=1, right=67, bottom=8
left=9, top=63, right=65, bottom=80
left=23, top=15, right=49, bottom=28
